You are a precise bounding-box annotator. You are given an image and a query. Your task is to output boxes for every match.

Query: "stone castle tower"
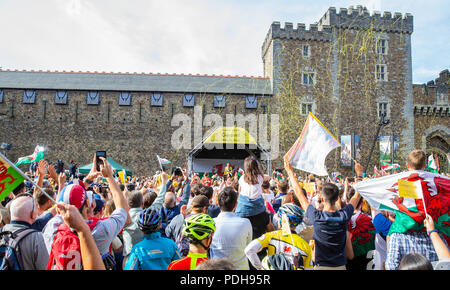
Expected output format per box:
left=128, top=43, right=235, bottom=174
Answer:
left=261, top=5, right=429, bottom=174
left=0, top=5, right=448, bottom=175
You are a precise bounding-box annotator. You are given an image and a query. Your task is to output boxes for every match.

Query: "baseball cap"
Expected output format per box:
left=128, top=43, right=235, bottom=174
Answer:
left=58, top=184, right=87, bottom=210
left=191, top=195, right=209, bottom=209
left=68, top=179, right=86, bottom=190
left=93, top=194, right=105, bottom=214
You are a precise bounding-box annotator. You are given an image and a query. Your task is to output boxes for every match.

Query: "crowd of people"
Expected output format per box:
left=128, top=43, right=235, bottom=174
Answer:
left=0, top=149, right=449, bottom=271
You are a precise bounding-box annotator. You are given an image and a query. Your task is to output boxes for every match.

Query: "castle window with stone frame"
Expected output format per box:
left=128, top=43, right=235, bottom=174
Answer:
left=302, top=44, right=310, bottom=58
left=376, top=39, right=388, bottom=55
left=376, top=95, right=391, bottom=120
left=302, top=71, right=315, bottom=85
left=378, top=102, right=388, bottom=117
left=299, top=95, right=316, bottom=116
left=376, top=64, right=388, bottom=81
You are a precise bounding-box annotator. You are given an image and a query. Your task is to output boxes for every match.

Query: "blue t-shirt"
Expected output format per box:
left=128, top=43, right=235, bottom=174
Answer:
left=306, top=203, right=354, bottom=267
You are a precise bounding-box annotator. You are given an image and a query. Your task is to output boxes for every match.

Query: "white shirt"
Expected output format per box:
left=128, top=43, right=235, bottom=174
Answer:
left=262, top=190, right=275, bottom=204
left=210, top=211, right=253, bottom=270
left=239, top=175, right=264, bottom=199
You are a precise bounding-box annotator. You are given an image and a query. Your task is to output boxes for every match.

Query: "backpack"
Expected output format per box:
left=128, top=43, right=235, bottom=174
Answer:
left=175, top=231, right=190, bottom=257
left=0, top=228, right=37, bottom=270
left=46, top=219, right=99, bottom=270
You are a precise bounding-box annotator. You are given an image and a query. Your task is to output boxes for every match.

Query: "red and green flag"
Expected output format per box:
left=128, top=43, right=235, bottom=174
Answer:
left=0, top=153, right=26, bottom=203
left=353, top=171, right=450, bottom=245
left=380, top=162, right=400, bottom=171
left=15, top=145, right=45, bottom=166
left=427, top=155, right=438, bottom=173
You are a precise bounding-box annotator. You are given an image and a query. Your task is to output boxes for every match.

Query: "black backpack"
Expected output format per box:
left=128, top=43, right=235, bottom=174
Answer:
left=0, top=228, right=36, bottom=270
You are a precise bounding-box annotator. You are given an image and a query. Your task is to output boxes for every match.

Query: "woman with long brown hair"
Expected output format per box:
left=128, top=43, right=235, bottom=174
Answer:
left=235, top=156, right=274, bottom=253
left=239, top=156, right=264, bottom=199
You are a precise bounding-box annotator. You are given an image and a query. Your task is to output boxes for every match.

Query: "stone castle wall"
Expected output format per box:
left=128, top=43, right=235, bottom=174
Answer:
left=0, top=87, right=272, bottom=175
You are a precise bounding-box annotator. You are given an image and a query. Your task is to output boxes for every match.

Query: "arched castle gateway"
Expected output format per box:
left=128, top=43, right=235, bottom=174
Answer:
left=0, top=6, right=448, bottom=175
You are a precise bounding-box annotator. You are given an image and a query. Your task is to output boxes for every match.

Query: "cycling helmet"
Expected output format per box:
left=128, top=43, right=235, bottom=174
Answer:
left=261, top=254, right=294, bottom=270
left=138, top=208, right=162, bottom=233
left=102, top=253, right=116, bottom=270
left=182, top=213, right=216, bottom=241
left=277, top=203, right=304, bottom=227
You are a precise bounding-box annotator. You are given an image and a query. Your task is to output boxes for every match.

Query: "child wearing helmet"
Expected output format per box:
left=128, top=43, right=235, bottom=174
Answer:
left=244, top=203, right=313, bottom=270
left=124, top=208, right=181, bottom=270
left=167, top=213, right=216, bottom=270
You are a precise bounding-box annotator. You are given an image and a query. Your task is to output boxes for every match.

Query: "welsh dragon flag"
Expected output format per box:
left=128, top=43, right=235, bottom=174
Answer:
left=15, top=145, right=45, bottom=166
left=380, top=162, right=400, bottom=171
left=0, top=153, right=26, bottom=203
left=353, top=171, right=450, bottom=244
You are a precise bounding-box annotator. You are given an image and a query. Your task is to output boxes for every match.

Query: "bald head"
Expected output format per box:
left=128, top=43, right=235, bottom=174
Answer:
left=10, top=196, right=37, bottom=223
left=164, top=192, right=176, bottom=209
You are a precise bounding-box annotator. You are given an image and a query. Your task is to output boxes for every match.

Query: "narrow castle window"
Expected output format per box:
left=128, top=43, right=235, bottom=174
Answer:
left=302, top=44, right=310, bottom=57
left=302, top=72, right=315, bottom=85
left=377, top=39, right=388, bottom=55
left=301, top=103, right=313, bottom=116
left=378, top=102, right=388, bottom=118
left=299, top=96, right=315, bottom=116
left=376, top=64, right=387, bottom=81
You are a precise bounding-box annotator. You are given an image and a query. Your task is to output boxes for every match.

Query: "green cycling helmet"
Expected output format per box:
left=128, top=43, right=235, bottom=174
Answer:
left=182, top=213, right=216, bottom=241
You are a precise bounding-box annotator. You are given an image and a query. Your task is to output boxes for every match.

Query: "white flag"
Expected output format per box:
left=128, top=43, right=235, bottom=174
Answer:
left=284, top=113, right=340, bottom=176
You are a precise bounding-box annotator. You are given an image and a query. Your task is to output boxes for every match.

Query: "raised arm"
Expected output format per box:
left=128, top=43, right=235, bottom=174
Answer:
left=34, top=160, right=47, bottom=195
left=56, top=202, right=105, bottom=270
left=100, top=157, right=129, bottom=212
left=349, top=161, right=363, bottom=210
left=284, top=157, right=310, bottom=211
left=150, top=171, right=172, bottom=211
left=424, top=214, right=450, bottom=260
left=178, top=174, right=191, bottom=207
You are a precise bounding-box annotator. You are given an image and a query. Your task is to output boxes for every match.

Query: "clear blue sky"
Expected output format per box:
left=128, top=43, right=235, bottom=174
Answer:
left=0, top=0, right=448, bottom=84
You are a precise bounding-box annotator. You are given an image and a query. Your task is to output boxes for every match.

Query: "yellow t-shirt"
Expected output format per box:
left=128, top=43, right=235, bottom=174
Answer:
left=256, top=230, right=313, bottom=269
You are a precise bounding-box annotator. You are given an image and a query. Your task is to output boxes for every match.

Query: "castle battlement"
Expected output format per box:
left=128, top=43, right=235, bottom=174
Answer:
left=261, top=21, right=332, bottom=58
left=319, top=6, right=413, bottom=34
left=262, top=6, right=413, bottom=59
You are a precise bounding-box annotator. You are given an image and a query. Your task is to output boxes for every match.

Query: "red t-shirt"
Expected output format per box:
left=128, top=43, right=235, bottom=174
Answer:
left=167, top=252, right=208, bottom=270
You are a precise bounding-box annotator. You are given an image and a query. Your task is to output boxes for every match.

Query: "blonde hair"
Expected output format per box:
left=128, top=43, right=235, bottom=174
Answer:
left=407, top=150, right=427, bottom=170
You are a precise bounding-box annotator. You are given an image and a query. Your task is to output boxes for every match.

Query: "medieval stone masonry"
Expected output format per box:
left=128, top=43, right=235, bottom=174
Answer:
left=0, top=5, right=448, bottom=175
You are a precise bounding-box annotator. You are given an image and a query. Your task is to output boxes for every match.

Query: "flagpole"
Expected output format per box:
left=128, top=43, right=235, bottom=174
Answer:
left=0, top=152, right=56, bottom=204
left=156, top=154, right=163, bottom=171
